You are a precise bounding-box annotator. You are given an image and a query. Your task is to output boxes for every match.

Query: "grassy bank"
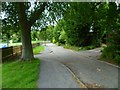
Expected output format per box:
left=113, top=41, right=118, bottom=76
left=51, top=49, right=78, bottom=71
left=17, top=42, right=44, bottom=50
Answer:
left=2, top=58, right=40, bottom=88
left=62, top=44, right=120, bottom=66
left=63, top=44, right=80, bottom=51
left=100, top=45, right=120, bottom=66
left=8, top=41, right=41, bottom=46
left=2, top=45, right=44, bottom=88
left=62, top=44, right=96, bottom=51
left=98, top=57, right=120, bottom=66
left=33, top=46, right=44, bottom=55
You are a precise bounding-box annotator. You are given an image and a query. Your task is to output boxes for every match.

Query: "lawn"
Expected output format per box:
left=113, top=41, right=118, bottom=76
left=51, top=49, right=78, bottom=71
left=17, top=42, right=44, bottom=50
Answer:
left=33, top=46, right=44, bottom=55
left=8, top=41, right=42, bottom=46
left=2, top=45, right=44, bottom=88
left=2, top=58, right=40, bottom=88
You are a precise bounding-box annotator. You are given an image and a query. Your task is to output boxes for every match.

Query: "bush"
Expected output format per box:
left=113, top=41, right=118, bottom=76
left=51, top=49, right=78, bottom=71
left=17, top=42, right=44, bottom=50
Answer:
left=56, top=42, right=61, bottom=46
left=83, top=45, right=96, bottom=50
left=115, top=55, right=120, bottom=65
left=102, top=45, right=120, bottom=64
left=59, top=30, right=67, bottom=44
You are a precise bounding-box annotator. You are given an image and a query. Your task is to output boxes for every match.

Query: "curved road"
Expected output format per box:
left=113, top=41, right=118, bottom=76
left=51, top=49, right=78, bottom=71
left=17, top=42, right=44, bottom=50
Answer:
left=35, top=43, right=119, bottom=88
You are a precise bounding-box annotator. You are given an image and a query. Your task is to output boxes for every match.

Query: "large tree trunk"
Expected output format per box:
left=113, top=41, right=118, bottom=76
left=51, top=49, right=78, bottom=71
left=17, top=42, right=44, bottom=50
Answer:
left=16, top=2, right=34, bottom=60
left=20, top=23, right=34, bottom=60
left=16, top=2, right=46, bottom=60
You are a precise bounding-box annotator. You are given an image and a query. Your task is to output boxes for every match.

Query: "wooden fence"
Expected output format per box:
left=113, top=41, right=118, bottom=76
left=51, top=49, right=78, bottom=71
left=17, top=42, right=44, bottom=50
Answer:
left=1, top=43, right=40, bottom=60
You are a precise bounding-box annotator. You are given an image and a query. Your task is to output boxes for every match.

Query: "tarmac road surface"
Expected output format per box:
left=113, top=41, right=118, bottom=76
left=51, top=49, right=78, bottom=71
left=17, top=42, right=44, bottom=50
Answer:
left=35, top=43, right=119, bottom=88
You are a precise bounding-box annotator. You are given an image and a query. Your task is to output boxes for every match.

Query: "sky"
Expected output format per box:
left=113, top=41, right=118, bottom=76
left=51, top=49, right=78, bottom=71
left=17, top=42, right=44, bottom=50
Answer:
left=0, top=12, right=6, bottom=19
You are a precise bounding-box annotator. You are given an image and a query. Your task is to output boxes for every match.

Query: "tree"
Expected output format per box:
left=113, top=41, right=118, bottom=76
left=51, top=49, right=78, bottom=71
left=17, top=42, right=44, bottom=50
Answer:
left=101, top=2, right=120, bottom=64
left=61, top=2, right=97, bottom=46
left=2, top=2, right=67, bottom=60
left=42, top=2, right=107, bottom=46
left=17, top=2, right=47, bottom=60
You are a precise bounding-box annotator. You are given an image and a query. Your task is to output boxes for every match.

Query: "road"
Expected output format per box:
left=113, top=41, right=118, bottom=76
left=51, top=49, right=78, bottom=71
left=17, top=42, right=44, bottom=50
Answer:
left=35, top=43, right=119, bottom=88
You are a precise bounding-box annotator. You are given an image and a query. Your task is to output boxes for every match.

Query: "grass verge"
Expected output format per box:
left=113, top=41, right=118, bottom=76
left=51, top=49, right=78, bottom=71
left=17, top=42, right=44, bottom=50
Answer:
left=33, top=46, right=44, bottom=55
left=2, top=58, right=40, bottom=88
left=63, top=44, right=96, bottom=51
left=8, top=41, right=42, bottom=46
left=99, top=57, right=120, bottom=67
left=100, top=45, right=120, bottom=66
left=63, top=45, right=80, bottom=51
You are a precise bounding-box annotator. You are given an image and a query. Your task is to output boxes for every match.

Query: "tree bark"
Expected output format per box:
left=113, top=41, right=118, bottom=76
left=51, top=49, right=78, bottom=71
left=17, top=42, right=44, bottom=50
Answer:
left=16, top=2, right=46, bottom=60
left=16, top=2, right=34, bottom=60
left=20, top=23, right=34, bottom=60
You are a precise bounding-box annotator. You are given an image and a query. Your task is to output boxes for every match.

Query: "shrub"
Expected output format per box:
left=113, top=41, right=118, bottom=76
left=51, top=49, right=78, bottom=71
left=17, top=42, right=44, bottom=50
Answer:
left=102, top=45, right=120, bottom=64
left=115, top=55, right=120, bottom=65
left=83, top=45, right=96, bottom=50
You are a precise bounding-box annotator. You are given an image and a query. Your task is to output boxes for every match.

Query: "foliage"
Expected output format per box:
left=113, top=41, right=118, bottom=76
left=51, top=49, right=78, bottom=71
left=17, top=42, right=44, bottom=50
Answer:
left=2, top=2, right=120, bottom=63
left=46, top=26, right=54, bottom=41
left=82, top=45, right=96, bottom=50
left=44, top=2, right=109, bottom=47
left=2, top=2, right=68, bottom=60
left=33, top=46, right=44, bottom=55
left=63, top=44, right=80, bottom=51
left=2, top=58, right=40, bottom=88
left=31, top=30, right=39, bottom=41
left=101, top=3, right=120, bottom=64
left=62, top=3, right=92, bottom=46
left=39, top=26, right=54, bottom=41
left=59, top=30, right=67, bottom=44
left=102, top=45, right=120, bottom=64
left=52, top=20, right=63, bottom=43
left=39, top=2, right=120, bottom=65
left=63, top=44, right=96, bottom=51
left=1, top=26, right=21, bottom=43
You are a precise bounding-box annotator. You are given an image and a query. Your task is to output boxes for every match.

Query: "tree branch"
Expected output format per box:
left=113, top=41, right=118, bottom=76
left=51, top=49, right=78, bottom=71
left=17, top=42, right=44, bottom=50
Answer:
left=29, top=2, right=47, bottom=26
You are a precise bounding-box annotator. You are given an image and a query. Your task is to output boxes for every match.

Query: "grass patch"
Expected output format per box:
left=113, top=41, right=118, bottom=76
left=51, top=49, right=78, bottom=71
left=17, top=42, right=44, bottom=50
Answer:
left=8, top=41, right=42, bottom=46
left=81, top=45, right=96, bottom=50
left=33, top=46, right=44, bottom=55
left=2, top=58, right=40, bottom=88
left=98, top=57, right=120, bottom=67
left=63, top=44, right=96, bottom=51
left=63, top=44, right=80, bottom=51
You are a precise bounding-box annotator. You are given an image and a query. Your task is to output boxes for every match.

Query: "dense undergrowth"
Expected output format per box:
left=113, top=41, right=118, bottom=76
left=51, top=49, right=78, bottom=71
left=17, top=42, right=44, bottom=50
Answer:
left=102, top=45, right=120, bottom=65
